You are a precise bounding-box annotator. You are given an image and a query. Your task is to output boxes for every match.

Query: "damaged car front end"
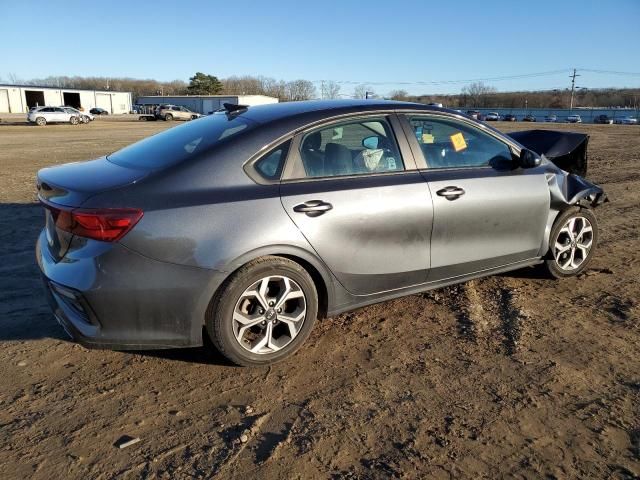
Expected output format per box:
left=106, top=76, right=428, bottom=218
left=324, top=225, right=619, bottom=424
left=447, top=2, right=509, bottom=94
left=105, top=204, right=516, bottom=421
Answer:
left=507, top=128, right=608, bottom=277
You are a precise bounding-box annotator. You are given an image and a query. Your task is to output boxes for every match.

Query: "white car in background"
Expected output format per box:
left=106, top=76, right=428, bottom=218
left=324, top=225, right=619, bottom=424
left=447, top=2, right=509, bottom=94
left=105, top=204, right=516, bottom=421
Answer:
left=567, top=114, right=582, bottom=123
left=485, top=112, right=501, bottom=121
left=614, top=116, right=638, bottom=125
left=64, top=107, right=94, bottom=123
left=27, top=106, right=82, bottom=126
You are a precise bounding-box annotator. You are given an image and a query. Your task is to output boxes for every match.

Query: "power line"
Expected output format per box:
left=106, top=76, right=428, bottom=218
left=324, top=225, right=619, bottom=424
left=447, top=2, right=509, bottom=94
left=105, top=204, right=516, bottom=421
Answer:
left=579, top=68, right=640, bottom=76
left=312, top=69, right=570, bottom=87
left=313, top=68, right=640, bottom=89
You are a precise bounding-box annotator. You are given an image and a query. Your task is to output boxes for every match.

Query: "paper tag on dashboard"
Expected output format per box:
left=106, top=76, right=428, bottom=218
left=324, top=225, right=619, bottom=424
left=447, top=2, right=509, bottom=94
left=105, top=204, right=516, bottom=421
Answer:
left=422, top=133, right=434, bottom=144
left=450, top=132, right=467, bottom=152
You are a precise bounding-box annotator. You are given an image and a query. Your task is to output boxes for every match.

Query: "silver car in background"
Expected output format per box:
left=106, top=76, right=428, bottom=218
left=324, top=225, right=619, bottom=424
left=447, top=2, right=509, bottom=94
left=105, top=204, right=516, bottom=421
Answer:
left=36, top=100, right=607, bottom=366
left=64, top=107, right=94, bottom=123
left=28, top=106, right=83, bottom=126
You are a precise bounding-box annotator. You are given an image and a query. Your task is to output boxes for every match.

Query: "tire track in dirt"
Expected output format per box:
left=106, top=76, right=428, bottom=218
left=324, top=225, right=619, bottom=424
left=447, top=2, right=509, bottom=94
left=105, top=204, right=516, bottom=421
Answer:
left=434, top=278, right=531, bottom=356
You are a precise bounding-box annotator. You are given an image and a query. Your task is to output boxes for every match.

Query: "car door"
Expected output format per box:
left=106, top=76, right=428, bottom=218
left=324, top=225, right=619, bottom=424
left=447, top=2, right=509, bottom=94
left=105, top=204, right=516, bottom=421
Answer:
left=400, top=113, right=550, bottom=281
left=279, top=114, right=434, bottom=296
left=54, top=107, right=70, bottom=123
left=172, top=106, right=185, bottom=120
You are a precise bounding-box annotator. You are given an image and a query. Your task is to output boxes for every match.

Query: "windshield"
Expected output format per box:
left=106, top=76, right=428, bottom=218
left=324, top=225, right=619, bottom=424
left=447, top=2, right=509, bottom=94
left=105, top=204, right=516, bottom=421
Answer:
left=108, top=113, right=258, bottom=170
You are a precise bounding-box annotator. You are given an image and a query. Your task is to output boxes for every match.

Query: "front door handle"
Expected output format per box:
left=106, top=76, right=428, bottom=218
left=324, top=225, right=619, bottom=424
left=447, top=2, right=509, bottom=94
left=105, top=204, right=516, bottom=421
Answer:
left=436, top=186, right=465, bottom=201
left=293, top=200, right=333, bottom=217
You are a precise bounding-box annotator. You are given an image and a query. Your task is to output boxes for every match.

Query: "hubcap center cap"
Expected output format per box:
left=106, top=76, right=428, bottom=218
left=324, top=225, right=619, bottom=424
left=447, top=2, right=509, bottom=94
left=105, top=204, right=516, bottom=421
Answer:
left=264, top=308, right=276, bottom=321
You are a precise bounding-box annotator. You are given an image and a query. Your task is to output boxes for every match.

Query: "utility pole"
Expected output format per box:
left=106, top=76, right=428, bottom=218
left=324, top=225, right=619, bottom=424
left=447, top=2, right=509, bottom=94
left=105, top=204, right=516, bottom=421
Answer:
left=569, top=68, right=580, bottom=110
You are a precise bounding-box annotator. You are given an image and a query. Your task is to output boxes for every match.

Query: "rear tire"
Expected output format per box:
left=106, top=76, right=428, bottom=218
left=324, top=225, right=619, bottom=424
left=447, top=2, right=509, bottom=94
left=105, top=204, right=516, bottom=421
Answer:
left=206, top=256, right=318, bottom=366
left=35, top=117, right=46, bottom=126
left=164, top=114, right=173, bottom=121
left=544, top=207, right=598, bottom=278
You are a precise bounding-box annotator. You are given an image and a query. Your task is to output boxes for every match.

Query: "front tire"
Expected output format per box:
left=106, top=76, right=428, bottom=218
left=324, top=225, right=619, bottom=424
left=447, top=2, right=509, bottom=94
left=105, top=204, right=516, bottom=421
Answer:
left=35, top=117, right=46, bottom=126
left=206, top=256, right=318, bottom=366
left=164, top=114, right=173, bottom=121
left=545, top=207, right=598, bottom=278
left=70, top=116, right=79, bottom=125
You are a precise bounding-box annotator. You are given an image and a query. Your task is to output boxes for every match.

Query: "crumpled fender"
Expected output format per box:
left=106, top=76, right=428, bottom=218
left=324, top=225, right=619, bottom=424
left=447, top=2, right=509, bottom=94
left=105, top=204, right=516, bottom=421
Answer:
left=543, top=157, right=608, bottom=209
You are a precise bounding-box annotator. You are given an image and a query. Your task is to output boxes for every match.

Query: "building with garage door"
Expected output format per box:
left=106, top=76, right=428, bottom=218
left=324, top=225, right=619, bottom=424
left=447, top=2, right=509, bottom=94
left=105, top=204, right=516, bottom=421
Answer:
left=135, top=94, right=278, bottom=114
left=0, top=84, right=132, bottom=114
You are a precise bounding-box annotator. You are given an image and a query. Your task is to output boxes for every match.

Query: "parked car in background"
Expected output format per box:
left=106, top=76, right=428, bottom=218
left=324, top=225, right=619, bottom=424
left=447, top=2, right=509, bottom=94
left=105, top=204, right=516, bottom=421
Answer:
left=614, top=116, right=638, bottom=125
left=27, top=106, right=82, bottom=126
left=90, top=108, right=109, bottom=115
left=427, top=102, right=443, bottom=108
left=567, top=115, right=582, bottom=123
left=466, top=110, right=480, bottom=119
left=64, top=107, right=94, bottom=123
left=503, top=114, right=517, bottom=122
left=593, top=114, right=613, bottom=124
left=522, top=114, right=537, bottom=122
left=157, top=105, right=202, bottom=121
left=544, top=115, right=557, bottom=122
left=485, top=112, right=501, bottom=121
left=36, top=100, right=607, bottom=366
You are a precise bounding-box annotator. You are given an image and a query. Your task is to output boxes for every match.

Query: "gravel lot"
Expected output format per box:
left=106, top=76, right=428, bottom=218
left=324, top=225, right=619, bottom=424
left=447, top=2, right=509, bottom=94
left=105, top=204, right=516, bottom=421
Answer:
left=0, top=119, right=638, bottom=479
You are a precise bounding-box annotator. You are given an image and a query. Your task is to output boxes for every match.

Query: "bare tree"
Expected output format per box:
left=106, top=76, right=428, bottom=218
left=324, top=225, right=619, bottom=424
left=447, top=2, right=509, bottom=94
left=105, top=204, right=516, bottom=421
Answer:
left=388, top=89, right=409, bottom=101
left=461, top=81, right=497, bottom=107
left=285, top=79, right=317, bottom=101
left=353, top=84, right=374, bottom=99
left=8, top=73, right=22, bottom=84
left=320, top=80, right=341, bottom=99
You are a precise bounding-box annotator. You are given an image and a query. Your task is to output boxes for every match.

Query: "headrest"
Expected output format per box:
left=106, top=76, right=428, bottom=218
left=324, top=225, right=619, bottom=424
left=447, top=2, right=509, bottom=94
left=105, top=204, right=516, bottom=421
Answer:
left=302, top=132, right=322, bottom=151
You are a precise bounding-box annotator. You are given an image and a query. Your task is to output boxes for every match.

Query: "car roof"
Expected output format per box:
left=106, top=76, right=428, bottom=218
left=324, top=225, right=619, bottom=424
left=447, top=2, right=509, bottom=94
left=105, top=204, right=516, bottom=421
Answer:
left=234, top=99, right=457, bottom=125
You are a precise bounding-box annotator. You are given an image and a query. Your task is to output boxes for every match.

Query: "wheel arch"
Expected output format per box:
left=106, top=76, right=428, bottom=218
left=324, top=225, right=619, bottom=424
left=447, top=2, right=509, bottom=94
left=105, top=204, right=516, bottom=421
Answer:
left=207, top=245, right=335, bottom=323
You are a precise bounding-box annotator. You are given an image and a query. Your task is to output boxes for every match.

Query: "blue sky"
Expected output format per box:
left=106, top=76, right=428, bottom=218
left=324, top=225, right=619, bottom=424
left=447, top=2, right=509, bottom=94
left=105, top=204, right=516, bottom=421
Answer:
left=1, top=0, right=639, bottom=95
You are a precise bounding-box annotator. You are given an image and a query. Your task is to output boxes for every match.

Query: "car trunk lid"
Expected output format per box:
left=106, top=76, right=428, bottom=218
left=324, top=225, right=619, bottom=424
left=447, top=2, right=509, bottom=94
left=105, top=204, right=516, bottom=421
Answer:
left=37, top=157, right=148, bottom=260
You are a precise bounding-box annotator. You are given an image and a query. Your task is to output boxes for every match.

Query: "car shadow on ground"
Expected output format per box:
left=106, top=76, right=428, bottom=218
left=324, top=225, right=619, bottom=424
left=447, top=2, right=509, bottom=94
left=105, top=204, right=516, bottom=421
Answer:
left=0, top=202, right=69, bottom=342
left=130, top=334, right=238, bottom=367
left=498, top=264, right=552, bottom=280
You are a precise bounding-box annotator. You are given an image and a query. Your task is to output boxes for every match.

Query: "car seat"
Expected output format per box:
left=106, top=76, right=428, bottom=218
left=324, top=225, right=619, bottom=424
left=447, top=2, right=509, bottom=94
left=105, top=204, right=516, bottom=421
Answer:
left=301, top=132, right=324, bottom=176
left=324, top=143, right=353, bottom=176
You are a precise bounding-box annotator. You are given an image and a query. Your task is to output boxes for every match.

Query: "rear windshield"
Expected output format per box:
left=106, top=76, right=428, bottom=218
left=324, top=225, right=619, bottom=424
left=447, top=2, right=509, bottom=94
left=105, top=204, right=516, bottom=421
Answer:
left=107, top=113, right=257, bottom=170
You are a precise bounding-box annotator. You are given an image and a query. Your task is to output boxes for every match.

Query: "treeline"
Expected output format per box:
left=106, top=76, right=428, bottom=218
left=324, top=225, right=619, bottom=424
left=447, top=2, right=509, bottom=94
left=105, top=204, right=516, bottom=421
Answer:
left=390, top=82, right=640, bottom=109
left=13, top=74, right=318, bottom=102
left=7, top=74, right=640, bottom=108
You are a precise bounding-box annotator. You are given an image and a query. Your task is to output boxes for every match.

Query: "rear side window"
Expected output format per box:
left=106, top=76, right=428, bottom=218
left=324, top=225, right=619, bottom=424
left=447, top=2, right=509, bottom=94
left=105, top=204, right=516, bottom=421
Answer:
left=108, top=113, right=257, bottom=170
left=254, top=142, right=290, bottom=180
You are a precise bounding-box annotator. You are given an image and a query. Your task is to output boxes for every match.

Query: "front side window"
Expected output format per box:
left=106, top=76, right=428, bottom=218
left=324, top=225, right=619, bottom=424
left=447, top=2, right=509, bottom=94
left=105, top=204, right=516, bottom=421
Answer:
left=408, top=116, right=512, bottom=169
left=295, top=117, right=404, bottom=178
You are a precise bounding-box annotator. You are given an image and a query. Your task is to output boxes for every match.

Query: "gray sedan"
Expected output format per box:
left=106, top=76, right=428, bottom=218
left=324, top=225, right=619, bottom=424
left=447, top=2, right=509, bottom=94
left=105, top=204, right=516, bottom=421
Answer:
left=36, top=100, right=606, bottom=366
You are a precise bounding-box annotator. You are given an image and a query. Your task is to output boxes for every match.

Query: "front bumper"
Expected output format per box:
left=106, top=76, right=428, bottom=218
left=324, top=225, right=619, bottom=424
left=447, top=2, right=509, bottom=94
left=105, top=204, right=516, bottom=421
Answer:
left=36, top=230, right=227, bottom=350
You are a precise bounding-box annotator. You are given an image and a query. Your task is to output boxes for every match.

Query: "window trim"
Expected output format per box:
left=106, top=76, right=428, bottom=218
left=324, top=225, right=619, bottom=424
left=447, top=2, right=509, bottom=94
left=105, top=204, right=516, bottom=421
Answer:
left=252, top=141, right=291, bottom=182
left=281, top=113, right=417, bottom=182
left=397, top=112, right=520, bottom=170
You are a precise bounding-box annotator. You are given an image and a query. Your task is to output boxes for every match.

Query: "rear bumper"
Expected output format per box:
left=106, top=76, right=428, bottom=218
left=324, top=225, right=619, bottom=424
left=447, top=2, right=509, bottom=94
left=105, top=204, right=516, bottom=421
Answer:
left=36, top=230, right=227, bottom=350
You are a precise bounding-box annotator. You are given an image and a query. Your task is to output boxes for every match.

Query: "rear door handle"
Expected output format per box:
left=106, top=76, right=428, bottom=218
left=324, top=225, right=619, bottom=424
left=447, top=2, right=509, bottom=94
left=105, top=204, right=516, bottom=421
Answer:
left=436, top=186, right=465, bottom=200
left=293, top=200, right=333, bottom=217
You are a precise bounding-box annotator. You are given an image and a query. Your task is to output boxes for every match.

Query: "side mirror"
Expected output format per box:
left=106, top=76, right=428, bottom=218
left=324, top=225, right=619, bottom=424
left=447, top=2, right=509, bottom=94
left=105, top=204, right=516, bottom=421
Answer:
left=519, top=148, right=541, bottom=168
left=362, top=136, right=379, bottom=149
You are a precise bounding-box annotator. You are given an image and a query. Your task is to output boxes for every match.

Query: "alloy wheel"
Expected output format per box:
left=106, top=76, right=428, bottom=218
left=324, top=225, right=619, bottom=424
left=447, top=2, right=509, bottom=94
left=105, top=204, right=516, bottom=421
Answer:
left=553, top=215, right=593, bottom=271
left=232, top=275, right=306, bottom=354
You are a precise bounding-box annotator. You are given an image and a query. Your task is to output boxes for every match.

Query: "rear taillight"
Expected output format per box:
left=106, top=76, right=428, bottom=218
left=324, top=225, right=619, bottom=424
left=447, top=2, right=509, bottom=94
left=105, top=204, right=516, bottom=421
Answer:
left=42, top=201, right=143, bottom=242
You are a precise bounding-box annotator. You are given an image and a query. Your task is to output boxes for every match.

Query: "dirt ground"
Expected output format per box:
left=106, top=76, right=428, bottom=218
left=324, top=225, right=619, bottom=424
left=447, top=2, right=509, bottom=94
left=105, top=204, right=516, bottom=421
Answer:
left=0, top=118, right=638, bottom=479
